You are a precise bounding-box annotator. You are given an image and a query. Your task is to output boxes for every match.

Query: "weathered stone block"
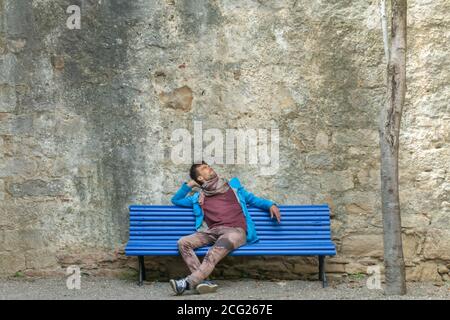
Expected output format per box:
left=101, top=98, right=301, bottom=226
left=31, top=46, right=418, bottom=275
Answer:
left=158, top=86, right=193, bottom=112
left=315, top=131, right=329, bottom=149
left=0, top=229, right=48, bottom=251
left=437, top=265, right=449, bottom=275
left=25, top=249, right=59, bottom=269
left=0, top=114, right=34, bottom=136
left=0, top=179, right=5, bottom=200
left=319, top=171, right=354, bottom=192
left=8, top=179, right=65, bottom=197
left=0, top=84, right=16, bottom=112
left=0, top=157, right=37, bottom=178
left=332, top=130, right=378, bottom=147
left=423, top=229, right=450, bottom=261
left=305, top=152, right=333, bottom=169
left=0, top=53, right=16, bottom=85
left=0, top=230, right=20, bottom=251
left=0, top=252, right=26, bottom=275
left=402, top=233, right=422, bottom=261
left=326, top=263, right=346, bottom=273
left=341, top=234, right=383, bottom=258
left=344, top=262, right=368, bottom=274
left=7, top=38, right=27, bottom=53
left=19, top=229, right=46, bottom=250
left=406, top=262, right=442, bottom=282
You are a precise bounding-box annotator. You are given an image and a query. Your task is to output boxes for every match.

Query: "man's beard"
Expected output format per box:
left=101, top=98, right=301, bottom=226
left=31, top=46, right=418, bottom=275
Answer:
left=206, top=171, right=217, bottom=181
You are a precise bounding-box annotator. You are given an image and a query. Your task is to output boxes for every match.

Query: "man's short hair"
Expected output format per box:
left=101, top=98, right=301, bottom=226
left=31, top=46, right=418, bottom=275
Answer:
left=189, top=161, right=207, bottom=184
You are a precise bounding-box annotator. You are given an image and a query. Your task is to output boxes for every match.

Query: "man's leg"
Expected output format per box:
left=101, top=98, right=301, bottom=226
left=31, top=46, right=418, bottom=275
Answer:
left=177, top=231, right=216, bottom=274
left=186, top=227, right=246, bottom=289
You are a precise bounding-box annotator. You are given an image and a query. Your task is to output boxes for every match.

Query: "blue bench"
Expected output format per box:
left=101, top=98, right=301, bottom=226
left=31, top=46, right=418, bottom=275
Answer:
left=125, top=204, right=336, bottom=287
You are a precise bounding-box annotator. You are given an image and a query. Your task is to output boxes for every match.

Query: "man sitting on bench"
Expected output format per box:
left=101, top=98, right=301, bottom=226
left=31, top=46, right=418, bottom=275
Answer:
left=170, top=161, right=281, bottom=295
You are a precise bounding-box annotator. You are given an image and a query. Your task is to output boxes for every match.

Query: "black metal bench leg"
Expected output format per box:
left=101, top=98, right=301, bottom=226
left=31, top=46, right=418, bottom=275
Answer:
left=138, top=256, right=146, bottom=286
left=318, top=255, right=328, bottom=288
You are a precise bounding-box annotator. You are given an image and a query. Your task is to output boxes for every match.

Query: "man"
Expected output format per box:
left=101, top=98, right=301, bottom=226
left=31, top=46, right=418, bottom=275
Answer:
left=169, top=162, right=281, bottom=295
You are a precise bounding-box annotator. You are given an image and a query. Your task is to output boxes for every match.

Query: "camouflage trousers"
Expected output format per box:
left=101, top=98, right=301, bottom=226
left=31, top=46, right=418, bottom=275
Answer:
left=177, top=226, right=247, bottom=288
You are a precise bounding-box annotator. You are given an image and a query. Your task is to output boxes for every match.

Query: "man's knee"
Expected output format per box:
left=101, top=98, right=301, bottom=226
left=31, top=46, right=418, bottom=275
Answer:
left=177, top=237, right=189, bottom=250
left=216, top=231, right=246, bottom=251
left=215, top=237, right=235, bottom=251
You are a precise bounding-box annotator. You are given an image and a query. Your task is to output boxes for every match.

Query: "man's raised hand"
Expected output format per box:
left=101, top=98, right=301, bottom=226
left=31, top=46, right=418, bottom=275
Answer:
left=187, top=180, right=200, bottom=188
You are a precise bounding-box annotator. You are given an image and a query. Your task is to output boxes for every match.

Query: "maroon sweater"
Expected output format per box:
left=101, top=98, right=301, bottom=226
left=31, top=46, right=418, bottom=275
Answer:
left=201, top=188, right=247, bottom=232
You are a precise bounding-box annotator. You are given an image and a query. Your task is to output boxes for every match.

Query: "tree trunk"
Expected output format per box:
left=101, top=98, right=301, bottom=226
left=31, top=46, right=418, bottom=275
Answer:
left=379, top=0, right=407, bottom=295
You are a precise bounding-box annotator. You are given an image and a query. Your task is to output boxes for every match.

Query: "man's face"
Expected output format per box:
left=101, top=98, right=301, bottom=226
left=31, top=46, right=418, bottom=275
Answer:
left=196, top=164, right=217, bottom=184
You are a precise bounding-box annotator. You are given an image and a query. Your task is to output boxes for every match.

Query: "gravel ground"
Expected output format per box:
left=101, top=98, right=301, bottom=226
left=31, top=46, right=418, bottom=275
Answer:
left=1, top=276, right=449, bottom=300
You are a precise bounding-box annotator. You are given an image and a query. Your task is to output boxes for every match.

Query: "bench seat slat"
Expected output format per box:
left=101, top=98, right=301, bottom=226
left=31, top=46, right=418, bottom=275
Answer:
left=130, top=223, right=330, bottom=229
left=125, top=250, right=337, bottom=256
left=130, top=216, right=330, bottom=221
left=130, top=211, right=330, bottom=216
left=130, top=220, right=330, bottom=224
left=126, top=240, right=335, bottom=246
left=129, top=235, right=332, bottom=241
left=129, top=226, right=330, bottom=234
left=126, top=246, right=336, bottom=251
left=129, top=232, right=332, bottom=237
left=130, top=205, right=329, bottom=211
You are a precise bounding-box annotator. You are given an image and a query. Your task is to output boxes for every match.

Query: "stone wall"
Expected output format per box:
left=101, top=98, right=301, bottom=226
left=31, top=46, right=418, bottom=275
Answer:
left=0, top=0, right=449, bottom=282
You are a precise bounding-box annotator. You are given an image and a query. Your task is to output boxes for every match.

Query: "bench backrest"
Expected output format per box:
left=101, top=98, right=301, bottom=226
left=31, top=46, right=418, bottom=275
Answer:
left=128, top=204, right=332, bottom=242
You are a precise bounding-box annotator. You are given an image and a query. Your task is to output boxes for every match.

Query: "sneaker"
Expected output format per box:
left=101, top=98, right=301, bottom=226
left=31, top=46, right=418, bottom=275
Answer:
left=169, top=278, right=189, bottom=295
left=196, top=280, right=218, bottom=294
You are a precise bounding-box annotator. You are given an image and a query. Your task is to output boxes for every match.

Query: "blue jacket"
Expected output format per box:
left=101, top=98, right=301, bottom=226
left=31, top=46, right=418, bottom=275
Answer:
left=171, top=177, right=275, bottom=244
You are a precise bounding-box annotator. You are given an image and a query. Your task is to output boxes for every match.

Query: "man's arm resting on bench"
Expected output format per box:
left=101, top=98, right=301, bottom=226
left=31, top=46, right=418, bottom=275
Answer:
left=240, top=187, right=281, bottom=223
